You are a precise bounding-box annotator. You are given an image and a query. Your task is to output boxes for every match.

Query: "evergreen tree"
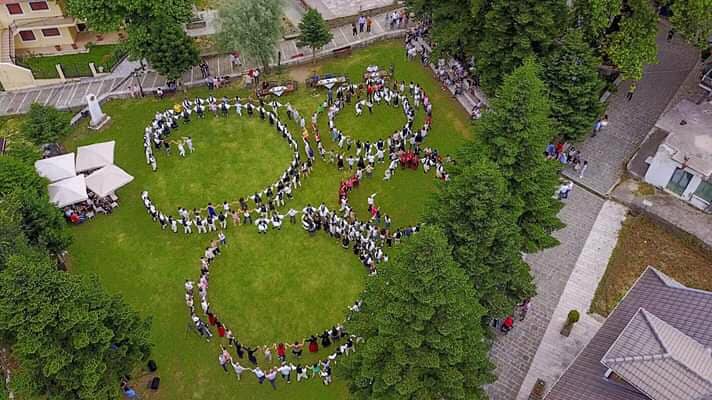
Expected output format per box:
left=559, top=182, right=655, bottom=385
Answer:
left=670, top=0, right=712, bottom=49
left=474, top=0, right=567, bottom=93
left=338, top=226, right=494, bottom=400
left=217, top=0, right=283, bottom=70
left=606, top=0, right=659, bottom=81
left=0, top=156, right=71, bottom=255
left=297, top=9, right=333, bottom=63
left=406, top=0, right=481, bottom=57
left=478, top=59, right=563, bottom=251
left=426, top=154, right=535, bottom=318
left=21, top=104, right=71, bottom=145
left=0, top=255, right=152, bottom=400
left=544, top=30, right=604, bottom=140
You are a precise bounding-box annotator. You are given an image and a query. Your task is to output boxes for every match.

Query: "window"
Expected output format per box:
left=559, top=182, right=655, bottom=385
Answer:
left=29, top=1, right=49, bottom=11
left=6, top=3, right=23, bottom=15
left=667, top=168, right=693, bottom=195
left=694, top=181, right=712, bottom=203
left=41, top=28, right=60, bottom=37
left=19, top=30, right=36, bottom=41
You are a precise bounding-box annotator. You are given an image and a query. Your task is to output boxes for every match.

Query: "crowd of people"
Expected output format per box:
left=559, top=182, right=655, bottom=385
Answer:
left=545, top=141, right=589, bottom=179
left=183, top=234, right=364, bottom=388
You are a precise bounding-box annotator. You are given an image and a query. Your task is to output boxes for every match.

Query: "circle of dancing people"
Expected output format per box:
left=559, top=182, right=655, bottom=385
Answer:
left=184, top=233, right=365, bottom=389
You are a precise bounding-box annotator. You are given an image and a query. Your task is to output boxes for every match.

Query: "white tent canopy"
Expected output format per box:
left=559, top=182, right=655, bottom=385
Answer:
left=85, top=165, right=134, bottom=198
left=75, top=141, right=115, bottom=172
left=48, top=175, right=88, bottom=208
left=34, top=153, right=76, bottom=182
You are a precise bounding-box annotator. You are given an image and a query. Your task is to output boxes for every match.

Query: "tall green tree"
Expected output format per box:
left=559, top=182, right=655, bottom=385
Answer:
left=670, top=0, right=712, bottom=49
left=478, top=59, right=563, bottom=251
left=572, top=0, right=623, bottom=46
left=426, top=154, right=535, bottom=318
left=473, top=0, right=567, bottom=93
left=544, top=30, right=605, bottom=140
left=21, top=104, right=70, bottom=145
left=126, top=18, right=199, bottom=80
left=297, top=8, right=333, bottom=62
left=606, top=0, right=659, bottom=80
left=217, top=0, right=283, bottom=70
left=65, top=0, right=198, bottom=79
left=406, top=0, right=481, bottom=57
left=0, top=156, right=71, bottom=255
left=0, top=255, right=152, bottom=400
left=338, top=226, right=494, bottom=400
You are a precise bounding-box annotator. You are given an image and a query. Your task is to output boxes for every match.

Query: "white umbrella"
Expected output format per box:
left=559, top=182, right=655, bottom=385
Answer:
left=34, top=153, right=76, bottom=182
left=75, top=141, right=115, bottom=172
left=85, top=165, right=134, bottom=198
left=48, top=175, right=88, bottom=208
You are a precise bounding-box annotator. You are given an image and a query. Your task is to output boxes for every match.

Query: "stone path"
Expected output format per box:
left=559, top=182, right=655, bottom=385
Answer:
left=515, top=200, right=628, bottom=399
left=0, top=9, right=409, bottom=116
left=562, top=20, right=699, bottom=196
left=486, top=188, right=605, bottom=400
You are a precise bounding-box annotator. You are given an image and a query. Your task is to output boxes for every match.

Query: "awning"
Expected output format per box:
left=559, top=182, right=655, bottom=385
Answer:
left=75, top=140, right=115, bottom=172
left=48, top=175, right=88, bottom=208
left=85, top=164, right=134, bottom=197
left=34, top=152, right=76, bottom=182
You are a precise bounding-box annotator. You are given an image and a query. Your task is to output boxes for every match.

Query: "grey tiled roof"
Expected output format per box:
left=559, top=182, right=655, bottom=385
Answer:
left=545, top=267, right=712, bottom=400
left=601, top=309, right=712, bottom=400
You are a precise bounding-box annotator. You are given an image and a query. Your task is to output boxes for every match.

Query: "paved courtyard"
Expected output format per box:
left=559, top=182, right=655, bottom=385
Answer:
left=562, top=20, right=699, bottom=196
left=303, top=0, right=394, bottom=19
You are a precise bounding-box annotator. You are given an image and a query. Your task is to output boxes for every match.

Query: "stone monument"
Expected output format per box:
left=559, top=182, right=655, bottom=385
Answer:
left=86, top=93, right=110, bottom=130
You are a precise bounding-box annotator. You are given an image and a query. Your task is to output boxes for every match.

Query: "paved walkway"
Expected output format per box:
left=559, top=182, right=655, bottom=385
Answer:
left=562, top=20, right=699, bottom=196
left=515, top=200, right=628, bottom=399
left=0, top=9, right=409, bottom=116
left=486, top=187, right=606, bottom=400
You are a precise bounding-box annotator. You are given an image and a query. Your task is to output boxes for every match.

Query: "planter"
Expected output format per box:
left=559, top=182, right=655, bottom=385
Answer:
left=560, top=323, right=573, bottom=337
left=528, top=379, right=546, bottom=400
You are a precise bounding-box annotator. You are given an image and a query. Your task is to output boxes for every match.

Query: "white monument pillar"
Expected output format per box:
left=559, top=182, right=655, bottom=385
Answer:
left=86, top=93, right=110, bottom=130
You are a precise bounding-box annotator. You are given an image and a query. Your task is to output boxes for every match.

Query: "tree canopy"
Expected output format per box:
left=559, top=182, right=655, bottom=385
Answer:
left=21, top=104, right=71, bottom=145
left=66, top=0, right=198, bottom=79
left=0, top=254, right=152, bottom=400
left=473, top=0, right=567, bottom=93
left=426, top=154, right=535, bottom=318
left=338, top=226, right=494, bottom=399
left=670, top=0, right=712, bottom=49
left=217, top=0, right=283, bottom=70
left=297, top=8, right=334, bottom=62
left=477, top=59, right=563, bottom=251
left=606, top=0, right=659, bottom=81
left=544, top=30, right=605, bottom=140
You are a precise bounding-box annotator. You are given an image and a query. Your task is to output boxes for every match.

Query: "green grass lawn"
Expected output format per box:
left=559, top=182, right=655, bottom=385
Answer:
left=18, top=44, right=123, bottom=79
left=63, top=40, right=471, bottom=400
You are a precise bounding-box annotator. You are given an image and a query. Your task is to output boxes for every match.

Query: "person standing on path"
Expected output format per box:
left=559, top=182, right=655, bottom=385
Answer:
left=352, top=22, right=358, bottom=37
left=579, top=160, right=588, bottom=178
left=626, top=83, right=637, bottom=101
left=358, top=15, right=366, bottom=33
left=366, top=16, right=372, bottom=33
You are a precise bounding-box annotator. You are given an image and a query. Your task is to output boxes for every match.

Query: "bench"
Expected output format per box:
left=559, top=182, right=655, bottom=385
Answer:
left=333, top=46, right=352, bottom=57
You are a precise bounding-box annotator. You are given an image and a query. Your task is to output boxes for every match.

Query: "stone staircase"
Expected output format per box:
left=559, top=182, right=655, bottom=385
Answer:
left=0, top=28, right=15, bottom=64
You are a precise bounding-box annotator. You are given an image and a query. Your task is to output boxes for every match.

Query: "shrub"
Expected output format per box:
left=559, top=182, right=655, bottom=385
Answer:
left=567, top=309, right=580, bottom=325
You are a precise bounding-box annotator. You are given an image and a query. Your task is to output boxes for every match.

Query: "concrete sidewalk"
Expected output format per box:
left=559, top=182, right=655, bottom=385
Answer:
left=515, top=200, right=628, bottom=399
left=0, top=9, right=410, bottom=116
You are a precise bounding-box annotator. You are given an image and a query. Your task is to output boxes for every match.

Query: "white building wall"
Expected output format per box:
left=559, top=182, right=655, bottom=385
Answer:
left=645, top=146, right=679, bottom=187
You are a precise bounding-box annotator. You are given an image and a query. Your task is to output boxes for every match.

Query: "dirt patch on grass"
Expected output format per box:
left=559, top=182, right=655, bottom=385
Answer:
left=590, top=214, right=712, bottom=316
